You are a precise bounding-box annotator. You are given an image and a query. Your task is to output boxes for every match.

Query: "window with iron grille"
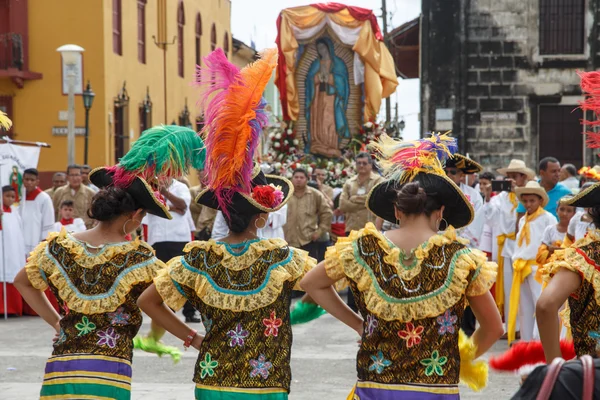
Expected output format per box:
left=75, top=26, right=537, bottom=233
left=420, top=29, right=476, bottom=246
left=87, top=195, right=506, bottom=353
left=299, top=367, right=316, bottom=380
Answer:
left=539, top=0, right=585, bottom=55
left=211, top=24, right=216, bottom=51
left=177, top=1, right=185, bottom=78
left=223, top=32, right=229, bottom=58
left=137, top=0, right=147, bottom=63
left=113, top=0, right=122, bottom=55
left=195, top=13, right=202, bottom=66
left=114, top=83, right=129, bottom=162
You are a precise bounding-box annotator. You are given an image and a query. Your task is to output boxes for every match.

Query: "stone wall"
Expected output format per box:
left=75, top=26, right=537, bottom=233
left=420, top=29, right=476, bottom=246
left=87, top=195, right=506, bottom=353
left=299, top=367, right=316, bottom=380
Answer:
left=420, top=0, right=599, bottom=171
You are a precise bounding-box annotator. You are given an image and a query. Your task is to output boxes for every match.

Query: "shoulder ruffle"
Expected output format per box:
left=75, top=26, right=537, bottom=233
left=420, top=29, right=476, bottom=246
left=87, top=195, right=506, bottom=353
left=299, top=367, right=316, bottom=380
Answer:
left=154, top=268, right=188, bottom=311
left=335, top=223, right=496, bottom=321
left=168, top=241, right=315, bottom=311
left=28, top=229, right=165, bottom=314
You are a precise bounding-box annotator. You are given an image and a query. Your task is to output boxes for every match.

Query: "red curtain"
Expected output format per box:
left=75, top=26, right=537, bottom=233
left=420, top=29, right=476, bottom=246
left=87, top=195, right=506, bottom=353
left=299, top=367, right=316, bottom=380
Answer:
left=310, top=3, right=383, bottom=40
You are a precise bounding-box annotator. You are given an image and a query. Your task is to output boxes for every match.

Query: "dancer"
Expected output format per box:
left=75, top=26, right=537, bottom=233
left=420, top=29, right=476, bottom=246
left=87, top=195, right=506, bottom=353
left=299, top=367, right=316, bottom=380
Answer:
left=13, top=125, right=204, bottom=399
left=301, top=134, right=503, bottom=399
left=138, top=48, right=315, bottom=400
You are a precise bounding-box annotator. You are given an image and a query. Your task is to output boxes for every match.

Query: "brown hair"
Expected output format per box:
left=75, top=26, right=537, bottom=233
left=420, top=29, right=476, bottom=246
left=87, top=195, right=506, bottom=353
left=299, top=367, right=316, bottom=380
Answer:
left=394, top=181, right=442, bottom=217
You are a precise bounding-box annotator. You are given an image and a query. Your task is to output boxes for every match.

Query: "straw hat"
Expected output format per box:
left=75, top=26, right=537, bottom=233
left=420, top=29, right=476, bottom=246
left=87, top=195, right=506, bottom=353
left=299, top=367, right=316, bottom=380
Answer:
left=515, top=181, right=549, bottom=207
left=445, top=154, right=483, bottom=174
left=497, top=159, right=536, bottom=180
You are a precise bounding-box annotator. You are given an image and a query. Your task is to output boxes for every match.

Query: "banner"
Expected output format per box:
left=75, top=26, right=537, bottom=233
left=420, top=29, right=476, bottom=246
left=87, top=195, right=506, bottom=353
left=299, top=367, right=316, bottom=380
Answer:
left=0, top=143, right=41, bottom=203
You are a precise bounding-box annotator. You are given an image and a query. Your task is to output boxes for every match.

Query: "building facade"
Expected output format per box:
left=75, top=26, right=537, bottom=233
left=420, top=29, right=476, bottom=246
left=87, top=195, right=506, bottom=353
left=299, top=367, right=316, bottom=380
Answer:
left=420, top=0, right=599, bottom=170
left=0, top=0, right=231, bottom=183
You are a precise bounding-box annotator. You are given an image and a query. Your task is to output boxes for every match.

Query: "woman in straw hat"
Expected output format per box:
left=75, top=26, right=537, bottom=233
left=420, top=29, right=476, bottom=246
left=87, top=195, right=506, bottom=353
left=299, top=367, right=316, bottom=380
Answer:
left=138, top=49, right=315, bottom=400
left=300, top=133, right=503, bottom=399
left=13, top=124, right=204, bottom=399
left=481, top=159, right=535, bottom=339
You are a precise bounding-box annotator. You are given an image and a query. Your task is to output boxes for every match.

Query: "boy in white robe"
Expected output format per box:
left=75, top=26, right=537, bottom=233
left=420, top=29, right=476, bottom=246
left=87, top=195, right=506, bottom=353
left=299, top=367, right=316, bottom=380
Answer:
left=19, top=168, right=54, bottom=257
left=0, top=185, right=26, bottom=315
left=509, top=181, right=557, bottom=343
left=51, top=200, right=86, bottom=234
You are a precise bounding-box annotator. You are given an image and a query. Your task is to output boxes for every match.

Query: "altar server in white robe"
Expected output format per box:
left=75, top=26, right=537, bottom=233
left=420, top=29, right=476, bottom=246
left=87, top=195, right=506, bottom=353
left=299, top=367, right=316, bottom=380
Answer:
left=19, top=168, right=54, bottom=256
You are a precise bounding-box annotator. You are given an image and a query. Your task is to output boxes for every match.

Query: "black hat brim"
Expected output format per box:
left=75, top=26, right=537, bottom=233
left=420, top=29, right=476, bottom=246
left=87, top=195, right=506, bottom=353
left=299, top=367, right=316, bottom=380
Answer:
left=367, top=172, right=474, bottom=229
left=446, top=154, right=483, bottom=174
left=196, top=173, right=294, bottom=214
left=89, top=167, right=172, bottom=220
left=563, top=182, right=600, bottom=208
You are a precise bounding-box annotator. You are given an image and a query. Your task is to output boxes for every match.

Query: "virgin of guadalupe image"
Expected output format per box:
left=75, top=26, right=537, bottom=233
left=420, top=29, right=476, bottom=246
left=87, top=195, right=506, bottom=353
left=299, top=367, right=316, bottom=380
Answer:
left=304, top=37, right=351, bottom=158
left=9, top=165, right=21, bottom=203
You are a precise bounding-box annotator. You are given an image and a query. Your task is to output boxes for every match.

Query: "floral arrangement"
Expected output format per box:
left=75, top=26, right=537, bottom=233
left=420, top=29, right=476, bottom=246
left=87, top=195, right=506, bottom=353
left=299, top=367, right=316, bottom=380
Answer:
left=348, top=121, right=385, bottom=153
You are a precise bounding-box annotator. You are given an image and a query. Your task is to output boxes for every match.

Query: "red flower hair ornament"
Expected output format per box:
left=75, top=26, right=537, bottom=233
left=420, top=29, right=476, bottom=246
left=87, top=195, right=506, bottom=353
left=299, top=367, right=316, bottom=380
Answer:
left=251, top=184, right=284, bottom=209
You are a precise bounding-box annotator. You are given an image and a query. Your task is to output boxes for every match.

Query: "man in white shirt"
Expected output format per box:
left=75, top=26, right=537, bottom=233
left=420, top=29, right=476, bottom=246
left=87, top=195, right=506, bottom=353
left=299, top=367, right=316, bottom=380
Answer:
left=142, top=178, right=198, bottom=322
left=19, top=168, right=55, bottom=257
left=559, top=163, right=580, bottom=191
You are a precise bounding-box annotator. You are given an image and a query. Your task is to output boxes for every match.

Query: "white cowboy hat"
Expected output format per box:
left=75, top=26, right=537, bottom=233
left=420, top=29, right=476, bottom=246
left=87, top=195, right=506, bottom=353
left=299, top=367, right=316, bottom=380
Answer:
left=515, top=181, right=549, bottom=207
left=497, top=159, right=536, bottom=180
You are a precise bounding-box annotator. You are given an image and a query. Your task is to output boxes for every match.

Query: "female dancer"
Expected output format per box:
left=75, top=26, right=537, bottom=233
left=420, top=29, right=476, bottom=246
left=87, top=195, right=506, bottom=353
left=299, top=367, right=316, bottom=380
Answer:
left=14, top=125, right=204, bottom=399
left=138, top=48, right=315, bottom=400
left=301, top=134, right=503, bottom=399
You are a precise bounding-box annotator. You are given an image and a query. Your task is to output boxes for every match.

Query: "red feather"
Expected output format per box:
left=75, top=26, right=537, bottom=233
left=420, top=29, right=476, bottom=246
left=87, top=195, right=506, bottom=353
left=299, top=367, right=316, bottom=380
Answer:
left=489, top=340, right=576, bottom=372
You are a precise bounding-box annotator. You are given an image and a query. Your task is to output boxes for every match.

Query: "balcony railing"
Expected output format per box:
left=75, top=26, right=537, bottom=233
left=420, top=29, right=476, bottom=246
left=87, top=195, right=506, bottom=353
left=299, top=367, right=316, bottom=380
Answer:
left=0, top=33, right=24, bottom=70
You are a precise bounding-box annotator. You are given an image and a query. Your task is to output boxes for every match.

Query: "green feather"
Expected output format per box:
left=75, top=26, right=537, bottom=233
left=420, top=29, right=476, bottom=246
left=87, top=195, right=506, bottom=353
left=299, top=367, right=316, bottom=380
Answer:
left=119, top=125, right=205, bottom=178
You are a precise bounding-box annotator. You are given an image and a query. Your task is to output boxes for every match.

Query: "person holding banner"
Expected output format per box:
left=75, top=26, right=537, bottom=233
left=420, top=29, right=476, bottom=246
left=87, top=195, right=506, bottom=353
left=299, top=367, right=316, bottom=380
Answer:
left=13, top=125, right=205, bottom=400
left=0, top=185, right=26, bottom=315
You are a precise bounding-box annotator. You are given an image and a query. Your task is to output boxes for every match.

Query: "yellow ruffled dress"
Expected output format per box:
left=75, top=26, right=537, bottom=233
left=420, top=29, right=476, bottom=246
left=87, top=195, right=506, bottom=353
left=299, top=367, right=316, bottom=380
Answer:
left=323, top=223, right=496, bottom=400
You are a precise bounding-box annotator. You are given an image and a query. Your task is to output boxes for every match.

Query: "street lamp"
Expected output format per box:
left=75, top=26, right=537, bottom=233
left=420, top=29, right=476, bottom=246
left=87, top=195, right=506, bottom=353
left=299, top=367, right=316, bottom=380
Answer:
left=82, top=81, right=95, bottom=165
left=57, top=44, right=84, bottom=166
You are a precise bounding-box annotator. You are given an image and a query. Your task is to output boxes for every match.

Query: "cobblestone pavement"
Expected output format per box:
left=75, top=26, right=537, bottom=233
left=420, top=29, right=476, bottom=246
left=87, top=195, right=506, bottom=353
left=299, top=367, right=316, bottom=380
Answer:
left=0, top=313, right=520, bottom=399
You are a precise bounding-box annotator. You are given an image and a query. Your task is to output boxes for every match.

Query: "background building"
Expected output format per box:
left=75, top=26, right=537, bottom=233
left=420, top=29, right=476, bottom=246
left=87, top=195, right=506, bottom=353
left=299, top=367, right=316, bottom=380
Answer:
left=418, top=0, right=598, bottom=170
left=0, top=0, right=231, bottom=184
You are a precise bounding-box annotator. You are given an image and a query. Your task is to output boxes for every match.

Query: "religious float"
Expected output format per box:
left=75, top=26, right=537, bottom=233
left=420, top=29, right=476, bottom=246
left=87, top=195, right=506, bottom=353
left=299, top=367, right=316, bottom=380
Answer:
left=267, top=3, right=398, bottom=187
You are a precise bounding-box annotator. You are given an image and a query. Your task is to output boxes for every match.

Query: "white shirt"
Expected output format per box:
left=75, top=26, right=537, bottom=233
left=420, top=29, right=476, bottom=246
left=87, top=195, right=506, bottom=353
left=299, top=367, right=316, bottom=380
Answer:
left=513, top=210, right=557, bottom=261
left=561, top=176, right=580, bottom=191
left=142, top=180, right=192, bottom=245
left=459, top=183, right=484, bottom=249
left=542, top=225, right=566, bottom=246
left=0, top=207, right=25, bottom=282
left=51, top=219, right=86, bottom=234
left=18, top=190, right=55, bottom=255
left=568, top=211, right=593, bottom=241
left=483, top=191, right=519, bottom=259
left=212, top=205, right=288, bottom=241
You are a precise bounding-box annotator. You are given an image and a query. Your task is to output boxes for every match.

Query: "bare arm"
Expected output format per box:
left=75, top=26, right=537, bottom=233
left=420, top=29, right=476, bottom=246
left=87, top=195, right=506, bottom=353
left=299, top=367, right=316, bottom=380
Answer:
left=137, top=284, right=203, bottom=349
left=467, top=291, right=504, bottom=358
left=537, top=268, right=581, bottom=362
left=375, top=217, right=384, bottom=231
left=299, top=262, right=363, bottom=335
left=14, top=268, right=60, bottom=332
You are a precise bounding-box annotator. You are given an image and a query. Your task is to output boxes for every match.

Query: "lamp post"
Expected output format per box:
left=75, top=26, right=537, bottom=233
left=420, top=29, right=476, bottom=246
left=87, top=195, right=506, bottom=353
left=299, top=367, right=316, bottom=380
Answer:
left=57, top=44, right=84, bottom=166
left=82, top=81, right=95, bottom=165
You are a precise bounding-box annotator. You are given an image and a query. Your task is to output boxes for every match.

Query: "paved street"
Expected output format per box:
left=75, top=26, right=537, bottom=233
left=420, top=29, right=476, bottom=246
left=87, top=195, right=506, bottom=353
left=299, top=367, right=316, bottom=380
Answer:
left=0, top=313, right=519, bottom=399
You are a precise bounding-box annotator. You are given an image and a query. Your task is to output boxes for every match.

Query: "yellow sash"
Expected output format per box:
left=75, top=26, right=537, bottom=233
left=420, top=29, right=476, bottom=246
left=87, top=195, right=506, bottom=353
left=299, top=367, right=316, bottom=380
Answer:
left=517, top=207, right=545, bottom=247
left=507, top=258, right=537, bottom=343
left=508, top=191, right=518, bottom=212
left=495, top=232, right=516, bottom=313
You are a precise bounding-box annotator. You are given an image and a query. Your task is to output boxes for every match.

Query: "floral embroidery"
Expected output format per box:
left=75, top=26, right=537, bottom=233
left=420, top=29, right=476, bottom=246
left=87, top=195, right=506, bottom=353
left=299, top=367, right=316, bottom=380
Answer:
left=398, top=322, right=424, bottom=348
left=368, top=350, right=392, bottom=374
left=202, top=315, right=213, bottom=333
left=365, top=314, right=378, bottom=337
left=199, top=353, right=219, bottom=379
left=263, top=310, right=283, bottom=337
left=420, top=350, right=448, bottom=376
left=75, top=316, right=96, bottom=336
left=249, top=354, right=273, bottom=379
left=227, top=323, right=249, bottom=347
left=436, top=310, right=457, bottom=335
left=107, top=307, right=130, bottom=326
left=54, top=329, right=67, bottom=347
left=96, top=327, right=120, bottom=348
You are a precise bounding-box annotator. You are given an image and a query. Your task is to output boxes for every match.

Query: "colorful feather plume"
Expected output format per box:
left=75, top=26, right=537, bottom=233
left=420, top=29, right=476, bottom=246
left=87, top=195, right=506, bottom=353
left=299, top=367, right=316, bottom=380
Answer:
left=196, top=48, right=277, bottom=214
left=107, top=125, right=205, bottom=188
left=489, top=340, right=575, bottom=372
left=578, top=71, right=600, bottom=148
left=0, top=110, right=12, bottom=131
left=369, top=132, right=458, bottom=183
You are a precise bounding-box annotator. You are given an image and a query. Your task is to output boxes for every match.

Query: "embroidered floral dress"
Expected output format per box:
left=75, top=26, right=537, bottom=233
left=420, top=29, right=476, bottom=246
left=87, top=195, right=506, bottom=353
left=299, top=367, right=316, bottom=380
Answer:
left=154, top=238, right=315, bottom=400
left=24, top=229, right=165, bottom=400
left=324, top=223, right=496, bottom=400
left=544, top=231, right=600, bottom=356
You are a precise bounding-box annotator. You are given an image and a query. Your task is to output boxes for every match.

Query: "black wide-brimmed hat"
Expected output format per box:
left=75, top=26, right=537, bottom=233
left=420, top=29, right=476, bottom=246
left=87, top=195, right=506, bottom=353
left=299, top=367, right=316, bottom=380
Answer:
left=90, top=167, right=172, bottom=219
left=445, top=153, right=483, bottom=174
left=562, top=182, right=600, bottom=208
left=196, top=163, right=293, bottom=214
left=366, top=133, right=474, bottom=229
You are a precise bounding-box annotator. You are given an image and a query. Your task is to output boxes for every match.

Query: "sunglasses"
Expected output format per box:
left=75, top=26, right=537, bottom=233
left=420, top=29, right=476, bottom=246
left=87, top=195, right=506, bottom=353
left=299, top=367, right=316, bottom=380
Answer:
left=445, top=169, right=460, bottom=176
